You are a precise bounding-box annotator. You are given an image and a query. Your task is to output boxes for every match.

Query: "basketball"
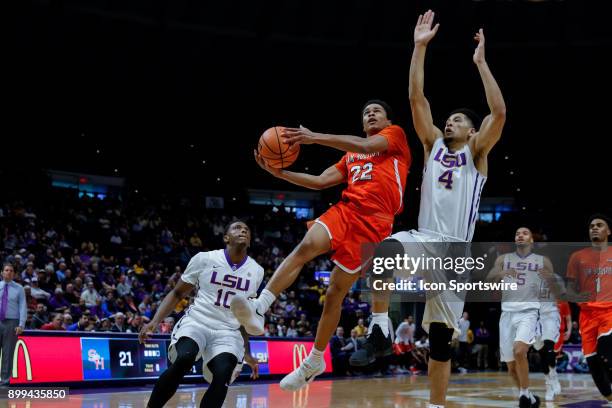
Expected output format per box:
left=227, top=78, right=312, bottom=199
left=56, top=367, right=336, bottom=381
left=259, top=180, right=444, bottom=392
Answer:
left=258, top=126, right=300, bottom=169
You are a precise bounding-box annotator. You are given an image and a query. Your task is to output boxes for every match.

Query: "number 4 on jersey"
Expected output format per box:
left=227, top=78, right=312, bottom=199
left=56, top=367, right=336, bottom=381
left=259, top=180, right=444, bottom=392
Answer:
left=438, top=170, right=454, bottom=189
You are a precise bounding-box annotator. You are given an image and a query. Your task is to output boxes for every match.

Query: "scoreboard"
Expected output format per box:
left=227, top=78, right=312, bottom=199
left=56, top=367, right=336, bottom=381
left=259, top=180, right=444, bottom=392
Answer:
left=10, top=332, right=332, bottom=385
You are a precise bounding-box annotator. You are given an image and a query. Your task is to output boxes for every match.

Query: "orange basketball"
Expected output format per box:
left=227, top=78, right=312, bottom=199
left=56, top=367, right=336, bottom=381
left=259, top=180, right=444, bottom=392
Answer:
left=258, top=126, right=300, bottom=169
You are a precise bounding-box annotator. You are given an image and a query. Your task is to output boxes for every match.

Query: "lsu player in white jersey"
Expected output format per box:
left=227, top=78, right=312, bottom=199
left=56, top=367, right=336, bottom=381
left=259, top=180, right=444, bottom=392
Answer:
left=350, top=10, right=507, bottom=408
left=534, top=251, right=566, bottom=401
left=139, top=221, right=263, bottom=408
left=488, top=227, right=557, bottom=408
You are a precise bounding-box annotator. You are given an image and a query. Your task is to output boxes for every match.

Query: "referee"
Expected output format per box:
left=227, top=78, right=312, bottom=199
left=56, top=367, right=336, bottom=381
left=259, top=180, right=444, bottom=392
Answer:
left=0, top=263, right=26, bottom=386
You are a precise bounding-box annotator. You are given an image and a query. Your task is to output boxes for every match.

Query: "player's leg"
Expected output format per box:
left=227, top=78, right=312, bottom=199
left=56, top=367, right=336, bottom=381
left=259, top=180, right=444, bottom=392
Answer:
left=280, top=265, right=359, bottom=391
left=513, top=311, right=540, bottom=407
left=506, top=361, right=520, bottom=389
left=148, top=337, right=200, bottom=408
left=537, top=312, right=561, bottom=399
left=427, top=322, right=455, bottom=407
left=579, top=310, right=612, bottom=400
left=200, top=352, right=239, bottom=408
left=593, top=314, right=612, bottom=401
left=350, top=237, right=405, bottom=366
left=231, top=223, right=331, bottom=334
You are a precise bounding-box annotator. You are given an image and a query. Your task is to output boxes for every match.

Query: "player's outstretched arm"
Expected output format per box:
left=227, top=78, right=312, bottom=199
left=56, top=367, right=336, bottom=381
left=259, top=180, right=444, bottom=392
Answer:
left=255, top=149, right=345, bottom=190
left=409, top=10, right=443, bottom=151
left=138, top=280, right=194, bottom=343
left=470, top=29, right=507, bottom=158
left=240, top=327, right=259, bottom=379
left=282, top=125, right=389, bottom=154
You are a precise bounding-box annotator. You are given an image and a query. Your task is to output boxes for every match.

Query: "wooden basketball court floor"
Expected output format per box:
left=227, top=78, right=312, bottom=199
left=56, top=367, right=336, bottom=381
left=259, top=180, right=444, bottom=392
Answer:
left=3, top=372, right=609, bottom=407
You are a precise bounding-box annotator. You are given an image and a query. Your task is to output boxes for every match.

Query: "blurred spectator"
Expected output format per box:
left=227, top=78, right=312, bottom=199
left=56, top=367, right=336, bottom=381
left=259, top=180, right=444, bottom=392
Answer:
left=395, top=316, right=415, bottom=345
left=159, top=317, right=174, bottom=334
left=286, top=319, right=298, bottom=338
left=474, top=321, right=491, bottom=370
left=62, top=313, right=73, bottom=330
left=30, top=304, right=49, bottom=329
left=97, top=318, right=112, bottom=332
left=353, top=318, right=367, bottom=338
left=29, top=278, right=50, bottom=301
left=81, top=282, right=101, bottom=308
left=49, top=288, right=71, bottom=312
left=68, top=313, right=91, bottom=331
left=40, top=313, right=65, bottom=330
left=330, top=327, right=352, bottom=376
left=127, top=315, right=145, bottom=334
left=457, top=312, right=470, bottom=371
left=111, top=312, right=127, bottom=332
left=297, top=313, right=311, bottom=337
left=568, top=321, right=581, bottom=344
left=23, top=286, right=38, bottom=311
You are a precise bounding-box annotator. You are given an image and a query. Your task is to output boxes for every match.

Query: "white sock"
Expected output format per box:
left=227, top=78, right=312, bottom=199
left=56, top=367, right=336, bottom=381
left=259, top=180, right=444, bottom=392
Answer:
left=548, top=367, right=557, bottom=378
left=368, top=312, right=389, bottom=336
left=519, top=388, right=529, bottom=398
left=306, top=347, right=324, bottom=365
left=428, top=404, right=444, bottom=408
left=256, top=289, right=276, bottom=313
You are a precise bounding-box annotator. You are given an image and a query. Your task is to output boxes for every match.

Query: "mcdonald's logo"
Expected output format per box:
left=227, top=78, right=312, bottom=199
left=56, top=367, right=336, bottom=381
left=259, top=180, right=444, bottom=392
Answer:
left=292, top=344, right=308, bottom=371
left=12, top=339, right=33, bottom=381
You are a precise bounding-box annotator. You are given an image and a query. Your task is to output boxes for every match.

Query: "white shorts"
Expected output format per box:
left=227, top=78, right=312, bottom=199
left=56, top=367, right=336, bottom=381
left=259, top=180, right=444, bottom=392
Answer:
left=390, top=229, right=467, bottom=339
left=534, top=311, right=561, bottom=350
left=499, top=309, right=539, bottom=362
left=169, top=313, right=245, bottom=369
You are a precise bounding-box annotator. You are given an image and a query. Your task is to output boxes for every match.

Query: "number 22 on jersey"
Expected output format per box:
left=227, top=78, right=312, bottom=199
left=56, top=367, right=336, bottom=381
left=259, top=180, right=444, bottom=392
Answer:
left=349, top=162, right=373, bottom=183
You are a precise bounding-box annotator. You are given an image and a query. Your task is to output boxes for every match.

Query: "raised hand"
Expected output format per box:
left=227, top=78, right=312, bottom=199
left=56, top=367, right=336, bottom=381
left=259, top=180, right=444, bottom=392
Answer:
left=414, top=10, right=440, bottom=46
left=473, top=28, right=486, bottom=65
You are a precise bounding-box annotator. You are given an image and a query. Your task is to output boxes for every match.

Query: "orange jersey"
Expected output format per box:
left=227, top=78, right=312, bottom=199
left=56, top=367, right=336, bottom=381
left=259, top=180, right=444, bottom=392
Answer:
left=558, top=301, right=571, bottom=321
left=566, top=246, right=612, bottom=311
left=334, top=125, right=411, bottom=217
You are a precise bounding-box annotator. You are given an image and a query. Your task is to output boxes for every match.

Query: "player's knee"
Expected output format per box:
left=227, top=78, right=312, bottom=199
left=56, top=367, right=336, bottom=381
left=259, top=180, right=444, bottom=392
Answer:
left=429, top=323, right=453, bottom=362
left=208, top=353, right=237, bottom=385
left=370, top=238, right=404, bottom=279
left=597, top=335, right=612, bottom=368
left=325, top=283, right=345, bottom=304
left=513, top=343, right=529, bottom=359
left=174, top=351, right=197, bottom=371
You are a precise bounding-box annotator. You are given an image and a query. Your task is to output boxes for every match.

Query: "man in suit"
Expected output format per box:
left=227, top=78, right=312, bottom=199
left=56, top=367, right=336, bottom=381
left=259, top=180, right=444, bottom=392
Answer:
left=0, top=263, right=27, bottom=386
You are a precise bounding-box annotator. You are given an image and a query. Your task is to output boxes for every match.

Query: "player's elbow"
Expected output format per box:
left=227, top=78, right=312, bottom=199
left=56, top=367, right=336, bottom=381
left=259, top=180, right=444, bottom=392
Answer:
left=492, top=108, right=506, bottom=122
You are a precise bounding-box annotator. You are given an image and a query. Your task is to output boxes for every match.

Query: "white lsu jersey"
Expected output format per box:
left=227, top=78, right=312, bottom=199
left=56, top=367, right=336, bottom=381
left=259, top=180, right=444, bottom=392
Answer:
left=418, top=137, right=486, bottom=242
left=501, top=252, right=543, bottom=312
left=180, top=249, right=264, bottom=331
left=538, top=272, right=564, bottom=314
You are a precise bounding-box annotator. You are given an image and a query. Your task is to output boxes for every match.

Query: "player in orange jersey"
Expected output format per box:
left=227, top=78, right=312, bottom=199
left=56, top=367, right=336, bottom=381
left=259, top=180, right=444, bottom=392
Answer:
left=566, top=214, right=612, bottom=402
left=231, top=100, right=411, bottom=390
left=554, top=301, right=571, bottom=354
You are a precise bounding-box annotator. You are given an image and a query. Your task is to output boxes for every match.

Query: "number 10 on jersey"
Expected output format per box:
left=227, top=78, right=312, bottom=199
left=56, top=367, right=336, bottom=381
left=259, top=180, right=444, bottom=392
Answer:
left=215, top=289, right=236, bottom=309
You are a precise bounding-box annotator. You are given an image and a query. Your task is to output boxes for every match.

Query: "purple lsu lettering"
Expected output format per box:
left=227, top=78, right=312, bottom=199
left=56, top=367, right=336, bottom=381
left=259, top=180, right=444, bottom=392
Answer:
left=433, top=148, right=467, bottom=169
left=210, top=271, right=250, bottom=292
left=506, top=261, right=540, bottom=272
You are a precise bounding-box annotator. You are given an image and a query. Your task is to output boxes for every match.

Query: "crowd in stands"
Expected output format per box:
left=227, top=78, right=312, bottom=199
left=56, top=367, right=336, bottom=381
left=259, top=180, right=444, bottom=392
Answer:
left=1, top=188, right=587, bottom=377
left=1, top=190, right=327, bottom=337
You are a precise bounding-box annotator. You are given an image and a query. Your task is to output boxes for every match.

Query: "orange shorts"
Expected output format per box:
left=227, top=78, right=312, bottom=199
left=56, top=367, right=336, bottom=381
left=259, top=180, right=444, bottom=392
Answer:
left=393, top=343, right=413, bottom=355
left=579, top=308, right=612, bottom=357
left=310, top=201, right=393, bottom=274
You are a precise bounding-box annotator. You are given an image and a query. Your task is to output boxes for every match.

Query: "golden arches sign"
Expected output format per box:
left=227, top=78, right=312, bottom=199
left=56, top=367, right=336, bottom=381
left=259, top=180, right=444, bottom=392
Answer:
left=12, top=339, right=33, bottom=381
left=292, top=344, right=308, bottom=371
